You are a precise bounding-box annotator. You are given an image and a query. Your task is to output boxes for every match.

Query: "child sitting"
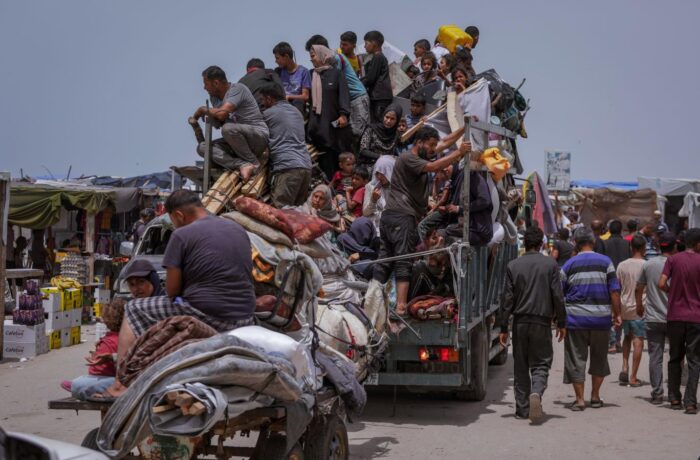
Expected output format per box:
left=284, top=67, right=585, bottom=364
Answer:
left=345, top=167, right=370, bottom=219
left=60, top=298, right=124, bottom=400
left=329, top=152, right=356, bottom=195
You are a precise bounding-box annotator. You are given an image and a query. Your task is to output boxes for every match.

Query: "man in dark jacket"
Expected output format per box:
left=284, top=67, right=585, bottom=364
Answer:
left=500, top=226, right=567, bottom=421
left=603, top=219, right=631, bottom=268
left=361, top=30, right=393, bottom=123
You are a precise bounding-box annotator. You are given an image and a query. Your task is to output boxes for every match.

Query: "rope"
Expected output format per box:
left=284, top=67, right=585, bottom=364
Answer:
left=352, top=243, right=462, bottom=267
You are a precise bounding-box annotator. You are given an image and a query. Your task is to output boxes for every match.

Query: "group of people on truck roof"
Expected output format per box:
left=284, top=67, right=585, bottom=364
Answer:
left=188, top=26, right=513, bottom=314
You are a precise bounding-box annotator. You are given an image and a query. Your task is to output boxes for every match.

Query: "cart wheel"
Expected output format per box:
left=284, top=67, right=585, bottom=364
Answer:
left=258, top=433, right=304, bottom=460
left=80, top=427, right=100, bottom=450
left=304, top=414, right=349, bottom=460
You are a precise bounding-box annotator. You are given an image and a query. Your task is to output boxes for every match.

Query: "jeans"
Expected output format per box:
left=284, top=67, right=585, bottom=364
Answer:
left=71, top=375, right=115, bottom=400
left=646, top=322, right=667, bottom=398
left=512, top=322, right=553, bottom=417
left=668, top=321, right=700, bottom=406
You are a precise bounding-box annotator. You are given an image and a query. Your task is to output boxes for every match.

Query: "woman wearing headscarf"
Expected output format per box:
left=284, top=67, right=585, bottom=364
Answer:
left=305, top=184, right=345, bottom=234
left=307, top=45, right=353, bottom=181
left=121, top=259, right=165, bottom=298
left=337, top=217, right=380, bottom=279
left=358, top=103, right=403, bottom=166
left=362, top=155, right=395, bottom=235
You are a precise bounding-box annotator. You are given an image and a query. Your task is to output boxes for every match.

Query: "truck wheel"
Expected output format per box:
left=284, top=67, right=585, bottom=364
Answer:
left=303, top=414, right=349, bottom=460
left=258, top=434, right=304, bottom=460
left=80, top=427, right=100, bottom=450
left=456, top=324, right=489, bottom=401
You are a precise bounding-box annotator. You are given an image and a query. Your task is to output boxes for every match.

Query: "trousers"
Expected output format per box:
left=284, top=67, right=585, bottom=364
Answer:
left=646, top=322, right=667, bottom=398
left=270, top=168, right=312, bottom=208
left=373, top=211, right=419, bottom=283
left=197, top=122, right=268, bottom=171
left=667, top=321, right=700, bottom=406
left=512, top=322, right=553, bottom=416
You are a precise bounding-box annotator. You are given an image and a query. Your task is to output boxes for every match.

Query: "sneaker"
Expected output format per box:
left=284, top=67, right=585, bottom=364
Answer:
left=529, top=393, right=543, bottom=422
left=60, top=380, right=72, bottom=393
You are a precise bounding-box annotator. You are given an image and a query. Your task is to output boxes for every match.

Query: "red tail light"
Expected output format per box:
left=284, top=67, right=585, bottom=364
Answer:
left=418, top=347, right=458, bottom=362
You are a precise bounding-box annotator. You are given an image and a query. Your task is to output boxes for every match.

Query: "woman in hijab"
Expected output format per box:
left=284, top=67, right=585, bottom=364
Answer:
left=305, top=184, right=345, bottom=234
left=337, top=217, right=380, bottom=280
left=358, top=103, right=404, bottom=166
left=362, top=155, right=395, bottom=235
left=121, top=259, right=165, bottom=298
left=307, top=45, right=353, bottom=181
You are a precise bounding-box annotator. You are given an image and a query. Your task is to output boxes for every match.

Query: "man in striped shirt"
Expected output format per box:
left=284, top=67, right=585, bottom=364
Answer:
left=560, top=227, right=622, bottom=411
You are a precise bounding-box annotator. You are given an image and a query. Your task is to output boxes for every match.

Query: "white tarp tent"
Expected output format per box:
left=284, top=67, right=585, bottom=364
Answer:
left=637, top=177, right=700, bottom=196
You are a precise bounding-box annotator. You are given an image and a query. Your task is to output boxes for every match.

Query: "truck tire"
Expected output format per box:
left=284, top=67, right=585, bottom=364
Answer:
left=456, top=324, right=489, bottom=401
left=303, top=414, right=349, bottom=460
left=80, top=428, right=100, bottom=450
left=258, top=434, right=304, bottom=460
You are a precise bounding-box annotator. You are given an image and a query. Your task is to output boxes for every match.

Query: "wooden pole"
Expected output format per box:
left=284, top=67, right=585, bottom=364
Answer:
left=0, top=172, right=9, bottom=359
left=400, top=103, right=447, bottom=143
left=85, top=212, right=96, bottom=285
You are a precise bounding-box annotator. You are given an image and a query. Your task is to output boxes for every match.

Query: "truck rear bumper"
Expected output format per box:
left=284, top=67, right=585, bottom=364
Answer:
left=367, top=372, right=463, bottom=387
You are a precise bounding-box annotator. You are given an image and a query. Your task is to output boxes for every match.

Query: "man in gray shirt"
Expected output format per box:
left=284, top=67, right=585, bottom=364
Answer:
left=260, top=83, right=312, bottom=208
left=636, top=231, right=677, bottom=404
left=193, top=66, right=270, bottom=182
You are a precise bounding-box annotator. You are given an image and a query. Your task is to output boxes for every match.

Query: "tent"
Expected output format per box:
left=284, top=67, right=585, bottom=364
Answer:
left=638, top=177, right=700, bottom=231
left=8, top=181, right=142, bottom=229
left=571, top=180, right=638, bottom=191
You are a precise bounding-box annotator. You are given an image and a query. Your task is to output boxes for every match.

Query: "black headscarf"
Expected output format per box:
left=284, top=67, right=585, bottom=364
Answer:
left=370, top=103, right=404, bottom=147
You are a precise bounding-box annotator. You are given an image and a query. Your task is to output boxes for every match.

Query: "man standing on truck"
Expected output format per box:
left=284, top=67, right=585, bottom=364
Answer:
left=372, top=126, right=469, bottom=316
left=96, top=190, right=256, bottom=399
left=499, top=226, right=566, bottom=421
left=560, top=227, right=622, bottom=411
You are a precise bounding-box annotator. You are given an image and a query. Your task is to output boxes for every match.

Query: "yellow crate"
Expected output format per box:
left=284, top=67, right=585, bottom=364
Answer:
left=93, top=303, right=103, bottom=318
left=49, top=330, right=62, bottom=350
left=70, top=327, right=81, bottom=345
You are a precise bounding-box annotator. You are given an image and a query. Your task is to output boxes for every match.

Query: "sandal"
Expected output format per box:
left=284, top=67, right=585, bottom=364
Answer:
left=685, top=405, right=697, bottom=415
left=618, top=371, right=629, bottom=385
left=590, top=399, right=604, bottom=409
left=566, top=401, right=585, bottom=411
left=86, top=393, right=117, bottom=403
left=628, top=380, right=644, bottom=388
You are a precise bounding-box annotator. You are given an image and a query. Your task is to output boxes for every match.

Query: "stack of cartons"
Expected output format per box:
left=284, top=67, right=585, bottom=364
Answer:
left=93, top=288, right=110, bottom=318
left=3, top=321, right=49, bottom=359
left=40, top=286, right=82, bottom=350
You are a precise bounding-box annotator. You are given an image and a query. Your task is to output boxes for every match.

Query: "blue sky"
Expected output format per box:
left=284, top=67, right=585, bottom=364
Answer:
left=1, top=0, right=698, bottom=182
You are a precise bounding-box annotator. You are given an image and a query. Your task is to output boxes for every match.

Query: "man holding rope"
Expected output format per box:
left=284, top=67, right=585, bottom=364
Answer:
left=372, top=125, right=470, bottom=316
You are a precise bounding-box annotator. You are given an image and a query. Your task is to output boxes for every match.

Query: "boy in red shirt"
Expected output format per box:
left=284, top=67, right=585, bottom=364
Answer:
left=61, top=298, right=124, bottom=400
left=345, top=167, right=370, bottom=218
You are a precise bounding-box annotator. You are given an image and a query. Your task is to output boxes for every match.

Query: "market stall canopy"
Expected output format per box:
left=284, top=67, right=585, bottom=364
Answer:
left=571, top=180, right=638, bottom=191
left=8, top=181, right=142, bottom=229
left=638, top=177, right=700, bottom=197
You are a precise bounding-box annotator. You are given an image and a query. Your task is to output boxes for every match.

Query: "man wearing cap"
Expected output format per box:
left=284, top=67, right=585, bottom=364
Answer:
left=636, top=232, right=676, bottom=404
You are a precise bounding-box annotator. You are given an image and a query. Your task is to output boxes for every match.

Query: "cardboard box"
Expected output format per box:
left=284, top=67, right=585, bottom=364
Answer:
left=41, top=287, right=63, bottom=313
left=49, top=330, right=62, bottom=350
left=69, top=309, right=81, bottom=327
left=3, top=320, right=46, bottom=343
left=61, top=329, right=71, bottom=348
left=95, top=288, right=111, bottom=304
left=45, top=311, right=68, bottom=332
left=3, top=340, right=47, bottom=359
left=65, top=288, right=81, bottom=309
left=93, top=303, right=103, bottom=318
left=70, top=326, right=81, bottom=345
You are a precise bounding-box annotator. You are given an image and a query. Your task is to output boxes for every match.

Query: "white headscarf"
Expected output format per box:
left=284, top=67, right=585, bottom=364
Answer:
left=371, top=155, right=396, bottom=205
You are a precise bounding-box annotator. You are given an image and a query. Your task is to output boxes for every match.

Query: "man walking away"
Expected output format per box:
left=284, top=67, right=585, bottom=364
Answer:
left=624, top=219, right=638, bottom=242
left=551, top=227, right=574, bottom=267
left=591, top=220, right=606, bottom=254
left=658, top=227, right=700, bottom=414
left=636, top=232, right=676, bottom=404
left=603, top=219, right=631, bottom=269
left=616, top=235, right=647, bottom=387
left=260, top=83, right=312, bottom=208
left=561, top=227, right=622, bottom=411
left=500, top=226, right=566, bottom=421
left=193, top=66, right=270, bottom=182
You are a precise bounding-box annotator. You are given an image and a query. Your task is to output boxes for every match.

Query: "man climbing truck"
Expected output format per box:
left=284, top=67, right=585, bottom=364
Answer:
left=365, top=117, right=522, bottom=401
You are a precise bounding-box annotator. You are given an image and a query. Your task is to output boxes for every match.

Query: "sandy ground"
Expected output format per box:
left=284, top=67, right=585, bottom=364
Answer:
left=1, top=326, right=698, bottom=459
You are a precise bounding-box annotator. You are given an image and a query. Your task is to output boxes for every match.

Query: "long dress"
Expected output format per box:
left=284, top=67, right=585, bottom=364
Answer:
left=307, top=67, right=353, bottom=180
